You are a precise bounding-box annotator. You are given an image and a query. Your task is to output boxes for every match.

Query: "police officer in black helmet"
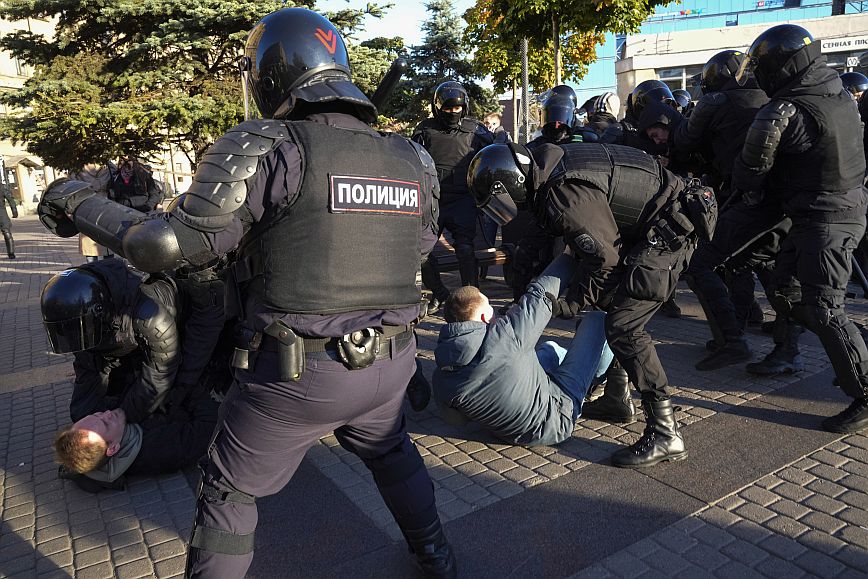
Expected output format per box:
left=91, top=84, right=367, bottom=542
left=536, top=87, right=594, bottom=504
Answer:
left=413, top=81, right=497, bottom=310
left=733, top=24, right=868, bottom=434
left=37, top=8, right=454, bottom=578
left=649, top=49, right=799, bottom=375
left=468, top=141, right=718, bottom=468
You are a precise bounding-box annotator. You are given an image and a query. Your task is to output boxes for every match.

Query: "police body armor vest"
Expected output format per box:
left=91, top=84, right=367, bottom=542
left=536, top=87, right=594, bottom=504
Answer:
left=78, top=259, right=142, bottom=353
left=769, top=91, right=866, bottom=196
left=245, top=120, right=423, bottom=314
left=421, top=118, right=479, bottom=197
left=546, top=143, right=662, bottom=229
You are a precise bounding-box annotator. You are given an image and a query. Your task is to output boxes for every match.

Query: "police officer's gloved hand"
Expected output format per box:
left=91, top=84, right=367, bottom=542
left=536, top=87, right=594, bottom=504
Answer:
left=42, top=179, right=97, bottom=215
left=737, top=189, right=765, bottom=208
left=11, top=209, right=18, bottom=218
left=547, top=292, right=580, bottom=319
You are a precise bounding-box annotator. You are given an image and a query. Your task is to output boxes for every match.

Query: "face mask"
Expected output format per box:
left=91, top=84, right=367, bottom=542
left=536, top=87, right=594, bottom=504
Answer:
left=440, top=110, right=463, bottom=128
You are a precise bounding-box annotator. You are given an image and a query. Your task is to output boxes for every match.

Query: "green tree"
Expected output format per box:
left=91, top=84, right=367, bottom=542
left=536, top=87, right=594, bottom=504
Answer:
left=0, top=0, right=391, bottom=170
left=464, top=0, right=668, bottom=93
left=398, top=0, right=499, bottom=124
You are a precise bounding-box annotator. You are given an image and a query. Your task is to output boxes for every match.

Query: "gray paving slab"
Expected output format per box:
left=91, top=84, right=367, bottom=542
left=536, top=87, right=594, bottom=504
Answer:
left=5, top=215, right=868, bottom=578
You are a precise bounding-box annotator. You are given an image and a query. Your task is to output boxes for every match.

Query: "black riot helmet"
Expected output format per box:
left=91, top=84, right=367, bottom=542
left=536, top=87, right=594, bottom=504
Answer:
left=243, top=8, right=376, bottom=122
left=736, top=24, right=821, bottom=96
left=840, top=72, right=868, bottom=99
left=701, top=50, right=747, bottom=94
left=41, top=268, right=114, bottom=354
left=631, top=80, right=675, bottom=120
left=672, top=89, right=692, bottom=111
left=432, top=81, right=469, bottom=128
left=549, top=85, right=578, bottom=107
left=540, top=94, right=578, bottom=129
left=467, top=144, right=533, bottom=226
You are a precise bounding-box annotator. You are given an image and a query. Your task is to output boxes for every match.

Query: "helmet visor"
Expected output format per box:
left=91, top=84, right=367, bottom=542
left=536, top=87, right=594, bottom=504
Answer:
left=734, top=55, right=757, bottom=86
left=479, top=182, right=519, bottom=226
left=44, top=313, right=104, bottom=354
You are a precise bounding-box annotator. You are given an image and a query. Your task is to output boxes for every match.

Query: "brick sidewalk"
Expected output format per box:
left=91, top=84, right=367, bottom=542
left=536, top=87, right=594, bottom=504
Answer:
left=1, top=214, right=867, bottom=578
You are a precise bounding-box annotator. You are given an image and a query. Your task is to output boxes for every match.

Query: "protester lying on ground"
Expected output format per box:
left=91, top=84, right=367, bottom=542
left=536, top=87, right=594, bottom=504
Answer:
left=54, top=382, right=218, bottom=492
left=432, top=252, right=615, bottom=446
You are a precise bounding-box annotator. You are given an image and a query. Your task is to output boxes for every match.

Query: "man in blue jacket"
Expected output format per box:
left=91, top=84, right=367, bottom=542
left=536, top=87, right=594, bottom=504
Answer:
left=432, top=252, right=615, bottom=446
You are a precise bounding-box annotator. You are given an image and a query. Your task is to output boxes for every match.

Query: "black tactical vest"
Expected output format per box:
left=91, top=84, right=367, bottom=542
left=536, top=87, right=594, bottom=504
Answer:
left=769, top=91, right=866, bottom=196
left=246, top=121, right=423, bottom=314
left=420, top=118, right=480, bottom=197
left=544, top=143, right=663, bottom=229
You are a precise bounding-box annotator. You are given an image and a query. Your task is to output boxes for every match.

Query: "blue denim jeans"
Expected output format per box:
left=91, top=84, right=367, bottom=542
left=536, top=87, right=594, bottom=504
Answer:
left=536, top=311, right=614, bottom=418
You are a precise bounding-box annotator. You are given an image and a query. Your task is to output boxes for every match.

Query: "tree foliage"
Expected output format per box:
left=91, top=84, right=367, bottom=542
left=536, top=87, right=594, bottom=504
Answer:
left=0, top=0, right=394, bottom=170
left=464, top=0, right=668, bottom=93
left=392, top=0, right=499, bottom=125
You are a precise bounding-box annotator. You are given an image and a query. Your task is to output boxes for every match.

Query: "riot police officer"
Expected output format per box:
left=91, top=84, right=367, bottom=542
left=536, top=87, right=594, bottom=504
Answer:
left=672, top=89, right=693, bottom=115
left=38, top=8, right=455, bottom=578
left=468, top=142, right=718, bottom=467
left=41, top=259, right=185, bottom=423
left=413, top=81, right=496, bottom=307
left=0, top=181, right=17, bottom=258
left=660, top=50, right=799, bottom=373
left=733, top=24, right=868, bottom=434
left=601, top=80, right=671, bottom=156
left=841, top=71, right=868, bottom=102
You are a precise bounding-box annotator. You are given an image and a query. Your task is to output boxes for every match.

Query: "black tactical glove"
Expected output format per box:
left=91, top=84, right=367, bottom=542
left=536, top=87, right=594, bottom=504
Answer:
left=735, top=188, right=765, bottom=208
left=38, top=179, right=97, bottom=237
left=546, top=292, right=580, bottom=320
left=11, top=208, right=18, bottom=218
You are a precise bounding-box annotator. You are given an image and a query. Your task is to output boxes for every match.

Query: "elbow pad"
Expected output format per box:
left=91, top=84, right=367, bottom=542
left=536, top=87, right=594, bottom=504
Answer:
left=122, top=218, right=184, bottom=273
left=740, top=100, right=796, bottom=172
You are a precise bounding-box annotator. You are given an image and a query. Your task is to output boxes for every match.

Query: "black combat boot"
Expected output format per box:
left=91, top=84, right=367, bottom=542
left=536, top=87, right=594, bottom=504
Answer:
left=747, top=300, right=765, bottom=326
left=695, top=338, right=752, bottom=371
left=406, top=362, right=432, bottom=412
left=660, top=296, right=682, bottom=318
left=403, top=518, right=458, bottom=579
left=746, top=325, right=804, bottom=375
left=2, top=231, right=13, bottom=259
left=581, top=365, right=635, bottom=423
left=612, top=398, right=687, bottom=468
left=822, top=398, right=868, bottom=434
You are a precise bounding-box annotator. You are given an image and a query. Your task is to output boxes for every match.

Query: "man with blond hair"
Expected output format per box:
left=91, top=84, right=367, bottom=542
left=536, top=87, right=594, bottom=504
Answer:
left=432, top=251, right=615, bottom=446
left=54, top=384, right=217, bottom=492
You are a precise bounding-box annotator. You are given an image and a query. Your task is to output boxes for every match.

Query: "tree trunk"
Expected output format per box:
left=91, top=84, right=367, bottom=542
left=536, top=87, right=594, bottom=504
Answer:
left=552, top=13, right=561, bottom=86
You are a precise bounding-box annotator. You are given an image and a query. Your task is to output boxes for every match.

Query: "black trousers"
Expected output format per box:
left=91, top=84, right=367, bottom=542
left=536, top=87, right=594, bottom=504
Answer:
left=772, top=216, right=868, bottom=400
left=186, top=340, right=437, bottom=578
left=604, top=238, right=695, bottom=401
left=684, top=201, right=791, bottom=343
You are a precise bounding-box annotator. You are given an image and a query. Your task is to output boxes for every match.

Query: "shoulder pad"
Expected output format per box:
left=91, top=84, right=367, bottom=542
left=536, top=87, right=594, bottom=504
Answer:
left=410, top=140, right=435, bottom=170
left=758, top=99, right=797, bottom=121
left=699, top=92, right=727, bottom=107
left=459, top=118, right=481, bottom=133
left=180, top=120, right=291, bottom=219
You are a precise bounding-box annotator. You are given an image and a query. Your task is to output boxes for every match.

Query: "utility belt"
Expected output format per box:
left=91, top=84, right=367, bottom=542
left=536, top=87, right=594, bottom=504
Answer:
left=646, top=180, right=717, bottom=251
left=232, top=321, right=414, bottom=381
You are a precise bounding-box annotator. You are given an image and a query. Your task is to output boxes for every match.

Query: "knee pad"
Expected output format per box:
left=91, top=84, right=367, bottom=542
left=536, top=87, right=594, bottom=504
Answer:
left=189, top=462, right=257, bottom=556
left=790, top=304, right=829, bottom=330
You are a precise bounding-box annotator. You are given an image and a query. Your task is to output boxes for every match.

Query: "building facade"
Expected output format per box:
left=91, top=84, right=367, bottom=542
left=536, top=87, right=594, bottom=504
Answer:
left=616, top=11, right=868, bottom=113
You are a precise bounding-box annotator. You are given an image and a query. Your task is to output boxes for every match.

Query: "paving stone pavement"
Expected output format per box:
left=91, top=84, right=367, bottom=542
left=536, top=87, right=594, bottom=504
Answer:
left=2, top=215, right=868, bottom=578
